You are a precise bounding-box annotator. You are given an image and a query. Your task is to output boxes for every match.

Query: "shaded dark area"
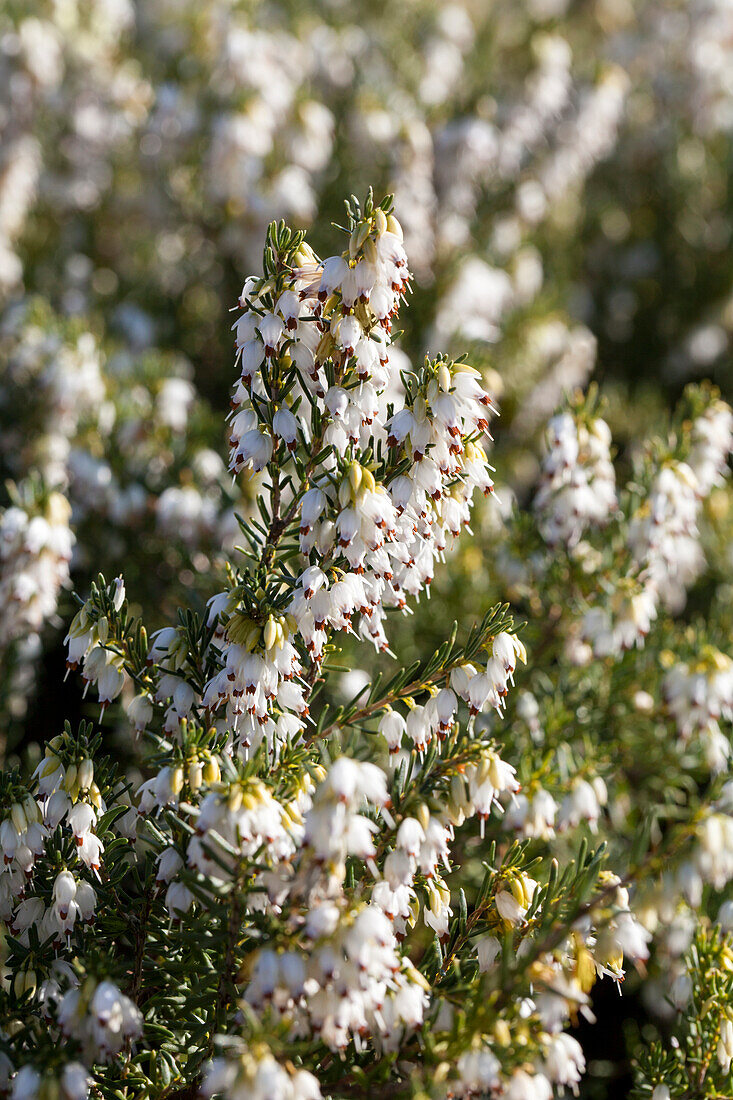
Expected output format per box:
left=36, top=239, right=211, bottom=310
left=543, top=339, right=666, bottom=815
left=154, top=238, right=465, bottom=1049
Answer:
left=573, top=980, right=643, bottom=1098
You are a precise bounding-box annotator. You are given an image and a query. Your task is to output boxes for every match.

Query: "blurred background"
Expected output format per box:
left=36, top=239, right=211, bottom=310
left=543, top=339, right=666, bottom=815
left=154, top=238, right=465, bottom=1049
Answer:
left=1, top=0, right=732, bottom=1093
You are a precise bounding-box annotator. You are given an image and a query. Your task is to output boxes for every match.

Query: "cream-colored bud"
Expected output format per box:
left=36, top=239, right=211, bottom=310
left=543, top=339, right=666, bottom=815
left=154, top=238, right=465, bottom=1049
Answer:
left=294, top=242, right=316, bottom=267
left=374, top=208, right=388, bottom=237
left=40, top=754, right=60, bottom=779
left=10, top=802, right=27, bottom=834
left=494, top=1019, right=511, bottom=1046
left=349, top=220, right=371, bottom=257
left=63, top=763, right=77, bottom=794
left=438, top=363, right=452, bottom=392
left=47, top=491, right=72, bottom=525
left=264, top=617, right=278, bottom=651
left=14, top=969, right=36, bottom=997
left=426, top=882, right=443, bottom=915
left=488, top=754, right=503, bottom=789
left=78, top=758, right=94, bottom=791
left=338, top=479, right=352, bottom=508
left=23, top=796, right=41, bottom=824
left=475, top=757, right=491, bottom=786
left=450, top=775, right=469, bottom=811
left=348, top=462, right=363, bottom=495
left=188, top=761, right=203, bottom=791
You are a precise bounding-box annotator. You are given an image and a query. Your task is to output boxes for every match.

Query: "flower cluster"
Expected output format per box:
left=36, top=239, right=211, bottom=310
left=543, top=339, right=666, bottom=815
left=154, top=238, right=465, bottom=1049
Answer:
left=57, top=980, right=143, bottom=1063
left=575, top=393, right=733, bottom=658
left=0, top=491, right=73, bottom=653
left=182, top=199, right=500, bottom=761
left=664, top=647, right=733, bottom=771
left=1, top=725, right=110, bottom=928
left=203, top=1043, right=321, bottom=1100
left=9, top=1063, right=90, bottom=1100
left=534, top=409, right=616, bottom=547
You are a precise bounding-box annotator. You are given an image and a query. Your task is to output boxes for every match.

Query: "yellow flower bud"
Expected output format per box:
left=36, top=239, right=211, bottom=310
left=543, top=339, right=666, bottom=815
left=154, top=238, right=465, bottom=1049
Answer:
left=283, top=802, right=304, bottom=827
left=576, top=946, right=597, bottom=993
left=321, top=297, right=338, bottom=323
left=228, top=786, right=244, bottom=813
left=494, top=1019, right=511, bottom=1046
left=203, top=757, right=221, bottom=784
left=708, top=487, right=729, bottom=521
left=361, top=468, right=376, bottom=494
left=509, top=874, right=526, bottom=905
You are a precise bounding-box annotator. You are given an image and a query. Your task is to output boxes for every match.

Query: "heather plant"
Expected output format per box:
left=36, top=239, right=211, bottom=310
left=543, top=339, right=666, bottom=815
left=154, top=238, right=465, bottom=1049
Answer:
left=0, top=3, right=732, bottom=1099
left=1, top=197, right=732, bottom=1100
